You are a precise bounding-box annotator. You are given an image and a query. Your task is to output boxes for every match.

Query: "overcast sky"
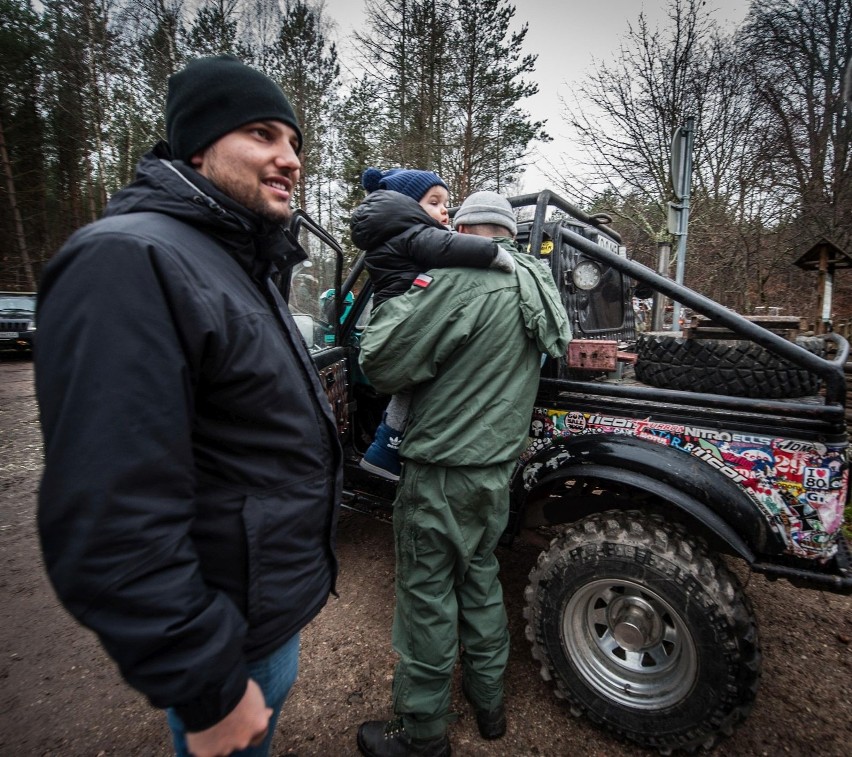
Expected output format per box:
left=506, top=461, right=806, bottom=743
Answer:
left=321, top=0, right=751, bottom=192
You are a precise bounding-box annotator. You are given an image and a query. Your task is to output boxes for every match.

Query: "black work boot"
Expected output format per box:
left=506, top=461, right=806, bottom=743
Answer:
left=462, top=681, right=506, bottom=740
left=357, top=718, right=451, bottom=757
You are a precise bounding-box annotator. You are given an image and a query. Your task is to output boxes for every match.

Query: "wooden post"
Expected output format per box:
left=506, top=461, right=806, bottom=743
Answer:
left=815, top=245, right=827, bottom=335
left=794, top=239, right=850, bottom=335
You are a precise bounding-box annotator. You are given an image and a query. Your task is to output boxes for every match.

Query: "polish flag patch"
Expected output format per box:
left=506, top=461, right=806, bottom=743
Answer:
left=413, top=274, right=434, bottom=288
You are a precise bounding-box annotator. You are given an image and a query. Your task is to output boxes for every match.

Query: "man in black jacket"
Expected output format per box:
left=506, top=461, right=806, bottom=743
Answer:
left=35, top=55, right=341, bottom=757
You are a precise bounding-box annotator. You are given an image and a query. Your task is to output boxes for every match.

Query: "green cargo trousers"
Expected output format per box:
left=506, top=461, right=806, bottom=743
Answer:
left=390, top=459, right=513, bottom=740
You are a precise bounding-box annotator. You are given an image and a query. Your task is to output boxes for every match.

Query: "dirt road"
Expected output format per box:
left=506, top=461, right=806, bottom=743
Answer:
left=1, top=355, right=851, bottom=756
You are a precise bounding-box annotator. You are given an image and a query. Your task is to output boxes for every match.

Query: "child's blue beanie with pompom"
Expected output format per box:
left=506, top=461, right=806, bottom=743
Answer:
left=361, top=167, right=447, bottom=202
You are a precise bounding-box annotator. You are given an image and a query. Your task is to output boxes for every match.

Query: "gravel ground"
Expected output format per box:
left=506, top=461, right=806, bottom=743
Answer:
left=1, top=354, right=851, bottom=756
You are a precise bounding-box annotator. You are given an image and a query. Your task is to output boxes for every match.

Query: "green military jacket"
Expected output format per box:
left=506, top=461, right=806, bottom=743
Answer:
left=359, top=241, right=571, bottom=467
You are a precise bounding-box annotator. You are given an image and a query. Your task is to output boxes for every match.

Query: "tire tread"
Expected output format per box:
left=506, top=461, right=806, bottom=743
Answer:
left=523, top=510, right=761, bottom=754
left=634, top=334, right=824, bottom=398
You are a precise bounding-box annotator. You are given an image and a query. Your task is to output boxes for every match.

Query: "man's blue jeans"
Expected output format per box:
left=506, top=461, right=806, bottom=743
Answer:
left=166, top=632, right=300, bottom=757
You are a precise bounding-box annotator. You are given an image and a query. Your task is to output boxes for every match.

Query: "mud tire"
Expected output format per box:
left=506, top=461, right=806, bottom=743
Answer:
left=634, top=333, right=824, bottom=398
left=523, top=510, right=761, bottom=754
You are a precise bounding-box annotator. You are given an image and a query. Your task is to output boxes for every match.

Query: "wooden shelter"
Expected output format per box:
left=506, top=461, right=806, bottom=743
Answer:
left=793, top=237, right=852, bottom=334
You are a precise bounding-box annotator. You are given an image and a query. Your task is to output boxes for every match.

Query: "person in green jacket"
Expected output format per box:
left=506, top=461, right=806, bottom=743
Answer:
left=351, top=169, right=516, bottom=481
left=356, top=191, right=571, bottom=757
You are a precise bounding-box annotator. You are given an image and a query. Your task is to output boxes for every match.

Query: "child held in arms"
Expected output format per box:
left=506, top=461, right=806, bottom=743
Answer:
left=350, top=167, right=515, bottom=480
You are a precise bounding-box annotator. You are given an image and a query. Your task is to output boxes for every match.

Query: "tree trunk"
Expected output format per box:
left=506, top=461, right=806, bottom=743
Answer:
left=84, top=0, right=108, bottom=217
left=0, top=113, right=36, bottom=291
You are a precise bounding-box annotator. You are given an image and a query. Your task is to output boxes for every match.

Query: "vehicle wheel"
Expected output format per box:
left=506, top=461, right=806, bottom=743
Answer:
left=634, top=333, right=824, bottom=398
left=524, top=510, right=761, bottom=754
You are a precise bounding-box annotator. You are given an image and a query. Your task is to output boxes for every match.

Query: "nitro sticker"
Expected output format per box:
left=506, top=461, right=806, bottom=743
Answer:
left=524, top=406, right=848, bottom=561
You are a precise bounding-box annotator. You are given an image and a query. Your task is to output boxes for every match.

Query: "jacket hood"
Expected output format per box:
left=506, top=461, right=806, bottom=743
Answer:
left=513, top=245, right=572, bottom=357
left=104, top=142, right=307, bottom=274
left=350, top=190, right=444, bottom=251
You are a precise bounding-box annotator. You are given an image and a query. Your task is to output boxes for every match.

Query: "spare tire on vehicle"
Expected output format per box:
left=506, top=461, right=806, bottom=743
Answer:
left=634, top=333, right=825, bottom=398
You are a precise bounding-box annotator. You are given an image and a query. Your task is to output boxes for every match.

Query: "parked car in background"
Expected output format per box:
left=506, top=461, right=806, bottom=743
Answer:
left=0, top=292, right=37, bottom=354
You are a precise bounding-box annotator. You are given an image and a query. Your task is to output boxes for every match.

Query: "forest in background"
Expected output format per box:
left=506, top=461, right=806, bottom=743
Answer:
left=0, top=0, right=545, bottom=290
left=1, top=0, right=850, bottom=324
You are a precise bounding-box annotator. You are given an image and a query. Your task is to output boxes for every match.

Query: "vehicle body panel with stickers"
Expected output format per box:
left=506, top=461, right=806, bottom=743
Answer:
left=281, top=190, right=851, bottom=754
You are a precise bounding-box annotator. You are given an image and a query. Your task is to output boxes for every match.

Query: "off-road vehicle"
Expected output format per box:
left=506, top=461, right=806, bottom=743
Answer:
left=281, top=190, right=851, bottom=754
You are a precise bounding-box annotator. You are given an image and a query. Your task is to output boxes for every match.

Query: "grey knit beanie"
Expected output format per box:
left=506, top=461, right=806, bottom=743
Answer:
left=453, top=191, right=517, bottom=236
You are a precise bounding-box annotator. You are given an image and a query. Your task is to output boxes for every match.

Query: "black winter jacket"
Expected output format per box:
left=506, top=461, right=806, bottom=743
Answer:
left=350, top=190, right=500, bottom=306
left=35, top=143, right=341, bottom=731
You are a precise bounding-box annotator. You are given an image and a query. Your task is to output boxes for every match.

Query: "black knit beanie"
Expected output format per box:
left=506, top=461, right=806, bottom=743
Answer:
left=166, top=54, right=303, bottom=162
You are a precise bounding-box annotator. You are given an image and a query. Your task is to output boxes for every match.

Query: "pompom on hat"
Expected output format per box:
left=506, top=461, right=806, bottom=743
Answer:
left=166, top=54, right=303, bottom=162
left=453, top=190, right=517, bottom=237
left=361, top=167, right=448, bottom=203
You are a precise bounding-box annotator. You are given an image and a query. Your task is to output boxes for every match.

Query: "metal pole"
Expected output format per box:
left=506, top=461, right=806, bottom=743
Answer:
left=671, top=116, right=694, bottom=332
left=651, top=241, right=670, bottom=332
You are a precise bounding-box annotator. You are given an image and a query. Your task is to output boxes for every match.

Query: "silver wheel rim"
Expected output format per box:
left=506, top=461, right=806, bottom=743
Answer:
left=563, top=578, right=698, bottom=709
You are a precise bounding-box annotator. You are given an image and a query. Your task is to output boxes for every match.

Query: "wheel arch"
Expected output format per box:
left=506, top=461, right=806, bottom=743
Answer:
left=510, top=434, right=787, bottom=560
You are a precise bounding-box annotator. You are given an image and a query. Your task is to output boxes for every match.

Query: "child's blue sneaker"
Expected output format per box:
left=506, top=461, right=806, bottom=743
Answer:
left=359, top=421, right=403, bottom=481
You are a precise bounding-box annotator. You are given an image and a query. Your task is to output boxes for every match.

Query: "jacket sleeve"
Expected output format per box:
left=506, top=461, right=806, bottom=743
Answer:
left=359, top=280, right=472, bottom=395
left=350, top=190, right=498, bottom=270
left=35, top=230, right=249, bottom=731
left=404, top=224, right=498, bottom=270
left=515, top=253, right=572, bottom=357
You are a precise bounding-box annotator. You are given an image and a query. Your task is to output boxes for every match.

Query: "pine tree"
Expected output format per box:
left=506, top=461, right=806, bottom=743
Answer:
left=356, top=0, right=454, bottom=173
left=444, top=0, right=546, bottom=197
left=106, top=39, right=161, bottom=188
left=41, top=1, right=94, bottom=238
left=269, top=0, right=339, bottom=224
left=184, top=0, right=248, bottom=58
left=134, top=0, right=186, bottom=143
left=355, top=0, right=545, bottom=199
left=335, top=75, right=386, bottom=255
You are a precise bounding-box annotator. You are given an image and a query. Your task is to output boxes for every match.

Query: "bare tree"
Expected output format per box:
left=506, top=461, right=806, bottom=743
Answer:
left=239, top=0, right=283, bottom=69
left=742, top=0, right=852, bottom=248
left=552, top=0, right=810, bottom=312
left=556, top=0, right=715, bottom=236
